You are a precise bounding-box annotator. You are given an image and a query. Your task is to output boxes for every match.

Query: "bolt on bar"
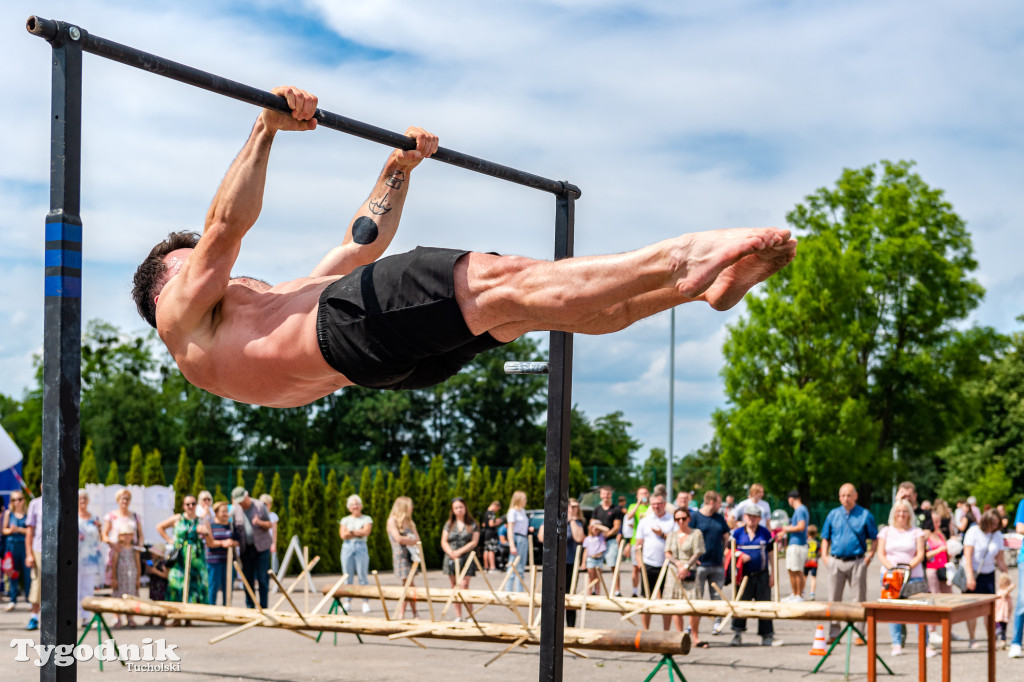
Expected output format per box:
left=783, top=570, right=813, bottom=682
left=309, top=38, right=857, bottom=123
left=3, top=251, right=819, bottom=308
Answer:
left=26, top=16, right=580, bottom=200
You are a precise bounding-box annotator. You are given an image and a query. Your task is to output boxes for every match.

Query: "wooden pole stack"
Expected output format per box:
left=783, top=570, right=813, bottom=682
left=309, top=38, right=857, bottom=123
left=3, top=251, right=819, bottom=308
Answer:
left=81, top=596, right=692, bottom=656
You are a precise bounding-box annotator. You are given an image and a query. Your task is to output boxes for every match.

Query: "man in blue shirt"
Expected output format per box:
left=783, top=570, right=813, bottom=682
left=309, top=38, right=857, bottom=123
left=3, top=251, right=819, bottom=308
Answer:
left=729, top=506, right=780, bottom=647
left=820, top=483, right=877, bottom=642
left=782, top=489, right=809, bottom=602
left=690, top=490, right=731, bottom=639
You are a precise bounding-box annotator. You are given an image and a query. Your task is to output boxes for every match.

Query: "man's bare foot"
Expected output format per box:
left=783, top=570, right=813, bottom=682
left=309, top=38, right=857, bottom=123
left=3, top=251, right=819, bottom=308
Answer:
left=701, top=239, right=797, bottom=310
left=670, top=228, right=790, bottom=298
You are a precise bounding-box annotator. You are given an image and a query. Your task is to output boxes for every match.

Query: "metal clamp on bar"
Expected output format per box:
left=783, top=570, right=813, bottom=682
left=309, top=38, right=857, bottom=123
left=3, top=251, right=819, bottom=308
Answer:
left=26, top=15, right=581, bottom=199
left=504, top=361, right=549, bottom=375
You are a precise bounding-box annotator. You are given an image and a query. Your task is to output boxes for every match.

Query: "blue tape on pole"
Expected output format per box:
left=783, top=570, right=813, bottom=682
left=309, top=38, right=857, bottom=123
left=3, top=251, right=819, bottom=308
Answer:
left=44, top=249, right=82, bottom=269
left=45, top=222, right=82, bottom=243
left=45, top=276, right=81, bottom=298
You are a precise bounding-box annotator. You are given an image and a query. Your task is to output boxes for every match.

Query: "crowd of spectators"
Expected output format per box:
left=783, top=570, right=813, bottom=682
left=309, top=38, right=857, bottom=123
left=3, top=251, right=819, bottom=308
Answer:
left=1, top=476, right=1021, bottom=662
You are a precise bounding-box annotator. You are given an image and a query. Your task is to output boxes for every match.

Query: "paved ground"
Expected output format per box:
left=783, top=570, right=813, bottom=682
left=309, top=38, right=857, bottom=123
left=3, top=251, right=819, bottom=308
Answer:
left=1, top=558, right=1020, bottom=681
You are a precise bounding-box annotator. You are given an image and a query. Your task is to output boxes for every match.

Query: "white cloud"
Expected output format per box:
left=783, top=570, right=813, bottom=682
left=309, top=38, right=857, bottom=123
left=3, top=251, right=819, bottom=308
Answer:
left=2, top=0, right=1021, bottom=459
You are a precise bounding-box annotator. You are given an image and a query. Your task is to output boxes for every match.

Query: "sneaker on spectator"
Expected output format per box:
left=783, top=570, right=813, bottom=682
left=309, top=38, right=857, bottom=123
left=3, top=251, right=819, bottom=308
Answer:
left=762, top=636, right=783, bottom=647
left=361, top=602, right=371, bottom=614
left=26, top=616, right=39, bottom=631
left=711, top=619, right=724, bottom=635
left=4, top=602, right=15, bottom=612
left=925, top=647, right=938, bottom=659
left=729, top=633, right=742, bottom=647
left=891, top=644, right=903, bottom=656
left=1008, top=644, right=1023, bottom=659
left=613, top=591, right=622, bottom=597
left=931, top=631, right=943, bottom=645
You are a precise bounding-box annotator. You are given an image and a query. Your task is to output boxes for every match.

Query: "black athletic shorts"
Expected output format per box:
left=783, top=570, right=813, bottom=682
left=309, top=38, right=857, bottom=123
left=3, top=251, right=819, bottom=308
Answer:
left=316, top=246, right=506, bottom=390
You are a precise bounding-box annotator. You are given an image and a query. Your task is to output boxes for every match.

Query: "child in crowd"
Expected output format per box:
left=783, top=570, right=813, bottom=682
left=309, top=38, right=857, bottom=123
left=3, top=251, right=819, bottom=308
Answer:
left=145, top=544, right=169, bottom=626
left=995, top=572, right=1015, bottom=649
left=804, top=525, right=819, bottom=600
left=110, top=518, right=140, bottom=628
left=583, top=520, right=608, bottom=596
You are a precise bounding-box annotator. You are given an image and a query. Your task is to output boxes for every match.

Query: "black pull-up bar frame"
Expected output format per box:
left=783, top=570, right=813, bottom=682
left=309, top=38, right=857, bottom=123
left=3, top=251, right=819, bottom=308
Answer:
left=28, top=15, right=576, bottom=682
left=26, top=16, right=581, bottom=199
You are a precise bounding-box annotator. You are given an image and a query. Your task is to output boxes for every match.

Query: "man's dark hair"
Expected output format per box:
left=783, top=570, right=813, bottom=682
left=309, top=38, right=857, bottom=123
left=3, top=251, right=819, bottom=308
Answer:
left=131, top=231, right=200, bottom=328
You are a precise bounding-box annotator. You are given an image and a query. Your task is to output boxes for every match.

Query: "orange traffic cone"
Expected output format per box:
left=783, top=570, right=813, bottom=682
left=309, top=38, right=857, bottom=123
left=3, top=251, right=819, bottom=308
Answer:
left=809, top=624, right=827, bottom=655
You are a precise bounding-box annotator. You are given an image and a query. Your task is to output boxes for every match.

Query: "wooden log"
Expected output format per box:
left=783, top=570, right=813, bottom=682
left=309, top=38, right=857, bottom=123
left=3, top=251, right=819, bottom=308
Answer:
left=271, top=555, right=320, bottom=612
left=226, top=546, right=233, bottom=608
left=569, top=544, right=583, bottom=595
left=327, top=585, right=866, bottom=622
left=81, top=596, right=692, bottom=655
left=417, top=541, right=436, bottom=621
left=182, top=544, right=192, bottom=605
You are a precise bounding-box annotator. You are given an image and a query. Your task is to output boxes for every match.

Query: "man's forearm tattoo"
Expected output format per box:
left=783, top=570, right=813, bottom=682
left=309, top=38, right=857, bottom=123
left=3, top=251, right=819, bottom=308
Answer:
left=352, top=216, right=379, bottom=245
left=368, top=170, right=406, bottom=215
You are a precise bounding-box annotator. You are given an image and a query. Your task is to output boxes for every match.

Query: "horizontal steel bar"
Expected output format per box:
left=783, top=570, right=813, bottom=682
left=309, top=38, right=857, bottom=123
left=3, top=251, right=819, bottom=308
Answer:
left=27, top=16, right=581, bottom=198
left=504, top=361, right=550, bottom=375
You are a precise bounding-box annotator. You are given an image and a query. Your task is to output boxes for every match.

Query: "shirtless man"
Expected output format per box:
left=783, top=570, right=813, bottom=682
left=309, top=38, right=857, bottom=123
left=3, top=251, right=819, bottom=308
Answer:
left=131, top=86, right=797, bottom=407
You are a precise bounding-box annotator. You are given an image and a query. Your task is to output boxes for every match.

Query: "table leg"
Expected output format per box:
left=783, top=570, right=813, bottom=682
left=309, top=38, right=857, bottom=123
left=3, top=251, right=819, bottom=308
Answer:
left=918, top=624, right=927, bottom=682
left=986, top=606, right=995, bottom=682
left=867, top=615, right=876, bottom=682
left=941, top=617, right=951, bottom=682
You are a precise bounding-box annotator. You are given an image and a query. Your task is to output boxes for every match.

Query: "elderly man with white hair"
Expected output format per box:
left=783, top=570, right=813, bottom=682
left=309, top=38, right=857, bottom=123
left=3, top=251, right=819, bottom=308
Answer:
left=339, top=494, right=374, bottom=613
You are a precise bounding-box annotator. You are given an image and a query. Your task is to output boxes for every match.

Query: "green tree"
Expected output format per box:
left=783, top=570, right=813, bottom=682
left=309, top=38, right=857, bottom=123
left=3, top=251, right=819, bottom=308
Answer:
left=339, top=474, right=355, bottom=511
left=172, top=448, right=191, bottom=513
left=369, top=469, right=391, bottom=570
left=125, top=445, right=144, bottom=486
left=395, top=455, right=416, bottom=500
left=251, top=472, right=267, bottom=501
left=105, top=460, right=120, bottom=486
left=192, top=460, right=207, bottom=499
left=715, top=161, right=992, bottom=503
left=421, top=455, right=449, bottom=568
left=467, top=458, right=488, bottom=519
left=23, top=436, right=42, bottom=495
left=286, top=472, right=305, bottom=546
left=235, top=469, right=246, bottom=493
left=323, top=469, right=341, bottom=572
left=302, top=454, right=326, bottom=573
left=269, top=472, right=285, bottom=537
left=568, top=458, right=589, bottom=500
left=939, top=322, right=1024, bottom=501
left=79, top=439, right=100, bottom=486
left=214, top=484, right=228, bottom=503
left=143, top=449, right=166, bottom=486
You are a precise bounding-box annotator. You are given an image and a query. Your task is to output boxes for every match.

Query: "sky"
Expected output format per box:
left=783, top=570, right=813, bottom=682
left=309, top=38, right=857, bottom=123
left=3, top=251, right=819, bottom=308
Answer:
left=1, top=1, right=1022, bottom=468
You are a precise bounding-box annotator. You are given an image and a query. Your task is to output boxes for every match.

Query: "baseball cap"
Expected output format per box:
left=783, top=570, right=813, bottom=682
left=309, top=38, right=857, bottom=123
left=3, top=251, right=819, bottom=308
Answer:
left=743, top=506, right=762, bottom=517
left=231, top=486, right=247, bottom=503
left=787, top=489, right=800, bottom=499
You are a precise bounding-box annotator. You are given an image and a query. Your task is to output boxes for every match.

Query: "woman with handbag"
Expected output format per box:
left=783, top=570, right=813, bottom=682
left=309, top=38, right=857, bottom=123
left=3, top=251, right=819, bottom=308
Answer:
left=962, top=510, right=1008, bottom=649
left=876, top=499, right=926, bottom=657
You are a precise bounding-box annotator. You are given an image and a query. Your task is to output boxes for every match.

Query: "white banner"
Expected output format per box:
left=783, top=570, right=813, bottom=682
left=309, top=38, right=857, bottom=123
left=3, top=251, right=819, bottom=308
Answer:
left=0, top=424, right=22, bottom=471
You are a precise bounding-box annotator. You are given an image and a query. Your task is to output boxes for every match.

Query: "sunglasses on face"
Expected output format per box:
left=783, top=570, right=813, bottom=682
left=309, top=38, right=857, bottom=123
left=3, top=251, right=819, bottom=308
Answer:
left=675, top=516, right=689, bottom=522
left=184, top=502, right=196, bottom=507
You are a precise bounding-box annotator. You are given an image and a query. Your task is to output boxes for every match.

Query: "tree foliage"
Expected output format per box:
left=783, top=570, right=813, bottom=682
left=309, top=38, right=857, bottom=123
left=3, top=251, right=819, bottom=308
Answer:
left=80, top=440, right=99, bottom=487
left=938, top=322, right=1024, bottom=504
left=715, top=161, right=997, bottom=502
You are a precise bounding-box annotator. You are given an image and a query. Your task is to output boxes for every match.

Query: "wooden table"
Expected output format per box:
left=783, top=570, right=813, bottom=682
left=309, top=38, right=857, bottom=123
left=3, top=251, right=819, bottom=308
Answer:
left=863, top=593, right=997, bottom=682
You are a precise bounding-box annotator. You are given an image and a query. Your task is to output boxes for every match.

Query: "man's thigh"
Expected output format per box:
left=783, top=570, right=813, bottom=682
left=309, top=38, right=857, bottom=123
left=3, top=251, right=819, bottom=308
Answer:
left=786, top=545, right=808, bottom=573
left=851, top=558, right=868, bottom=601
left=29, top=551, right=41, bottom=605
left=828, top=559, right=851, bottom=600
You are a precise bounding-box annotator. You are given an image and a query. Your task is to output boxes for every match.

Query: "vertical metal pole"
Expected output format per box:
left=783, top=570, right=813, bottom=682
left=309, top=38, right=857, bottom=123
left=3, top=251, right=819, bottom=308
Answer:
left=539, top=190, right=575, bottom=682
left=667, top=309, right=675, bottom=501
left=41, top=21, right=83, bottom=682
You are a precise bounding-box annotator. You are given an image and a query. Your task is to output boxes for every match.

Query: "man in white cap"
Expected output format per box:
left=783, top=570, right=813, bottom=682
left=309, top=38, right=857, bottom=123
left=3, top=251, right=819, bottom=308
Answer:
left=230, top=487, right=273, bottom=608
left=729, top=505, right=780, bottom=647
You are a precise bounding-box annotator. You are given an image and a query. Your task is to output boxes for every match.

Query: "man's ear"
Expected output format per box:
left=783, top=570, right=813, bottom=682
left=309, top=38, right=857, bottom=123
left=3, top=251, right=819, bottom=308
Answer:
left=154, top=295, right=160, bottom=306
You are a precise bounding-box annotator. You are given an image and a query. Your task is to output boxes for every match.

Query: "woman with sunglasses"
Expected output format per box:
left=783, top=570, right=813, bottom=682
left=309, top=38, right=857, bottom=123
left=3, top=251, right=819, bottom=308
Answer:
left=2, top=491, right=30, bottom=611
left=538, top=498, right=586, bottom=626
left=157, top=494, right=210, bottom=609
left=664, top=508, right=705, bottom=644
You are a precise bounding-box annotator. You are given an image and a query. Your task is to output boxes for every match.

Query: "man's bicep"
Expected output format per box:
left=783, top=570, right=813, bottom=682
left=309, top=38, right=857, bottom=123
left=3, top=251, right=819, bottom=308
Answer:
left=310, top=243, right=366, bottom=278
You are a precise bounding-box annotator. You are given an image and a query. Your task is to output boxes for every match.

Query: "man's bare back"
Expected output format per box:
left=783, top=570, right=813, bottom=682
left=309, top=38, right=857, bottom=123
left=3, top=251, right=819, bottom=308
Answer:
left=132, top=86, right=796, bottom=408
